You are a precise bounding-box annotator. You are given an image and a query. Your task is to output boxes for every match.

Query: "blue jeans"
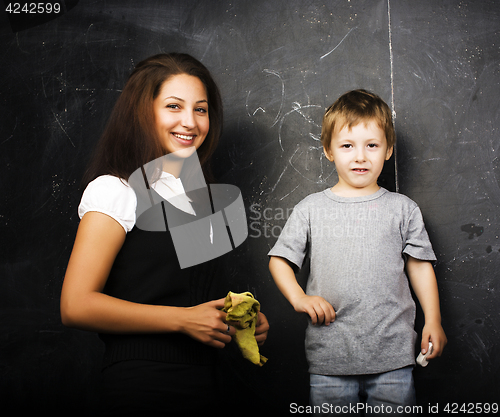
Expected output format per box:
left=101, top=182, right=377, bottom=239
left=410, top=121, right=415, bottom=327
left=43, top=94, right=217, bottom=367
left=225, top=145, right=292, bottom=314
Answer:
left=309, top=366, right=416, bottom=416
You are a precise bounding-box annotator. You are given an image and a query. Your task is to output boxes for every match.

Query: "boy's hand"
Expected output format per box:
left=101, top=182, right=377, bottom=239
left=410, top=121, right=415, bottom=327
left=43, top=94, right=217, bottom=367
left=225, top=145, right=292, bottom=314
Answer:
left=292, top=295, right=336, bottom=326
left=421, top=322, right=447, bottom=359
left=269, top=257, right=335, bottom=326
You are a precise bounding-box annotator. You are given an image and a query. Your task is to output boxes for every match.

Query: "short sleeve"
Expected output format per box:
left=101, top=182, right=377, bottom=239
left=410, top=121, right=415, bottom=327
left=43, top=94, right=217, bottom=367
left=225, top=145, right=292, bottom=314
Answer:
left=78, top=175, right=137, bottom=233
left=267, top=207, right=309, bottom=270
left=402, top=206, right=436, bottom=262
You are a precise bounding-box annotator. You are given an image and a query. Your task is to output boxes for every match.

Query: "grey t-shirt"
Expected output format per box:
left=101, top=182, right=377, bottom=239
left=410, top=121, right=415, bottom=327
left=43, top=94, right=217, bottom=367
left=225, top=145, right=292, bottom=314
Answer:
left=268, top=187, right=436, bottom=375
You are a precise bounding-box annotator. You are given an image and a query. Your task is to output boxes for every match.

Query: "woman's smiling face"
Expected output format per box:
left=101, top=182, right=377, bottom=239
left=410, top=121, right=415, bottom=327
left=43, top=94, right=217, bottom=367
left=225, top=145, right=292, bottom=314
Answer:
left=153, top=73, right=210, bottom=156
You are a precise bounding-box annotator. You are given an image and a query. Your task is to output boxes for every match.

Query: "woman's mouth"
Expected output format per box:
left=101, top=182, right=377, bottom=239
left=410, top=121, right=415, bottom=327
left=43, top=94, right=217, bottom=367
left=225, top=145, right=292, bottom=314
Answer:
left=172, top=133, right=195, bottom=142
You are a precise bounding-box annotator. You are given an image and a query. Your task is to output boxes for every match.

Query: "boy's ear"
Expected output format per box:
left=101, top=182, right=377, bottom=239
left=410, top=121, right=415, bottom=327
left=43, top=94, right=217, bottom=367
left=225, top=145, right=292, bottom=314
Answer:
left=385, top=146, right=394, bottom=161
left=323, top=146, right=334, bottom=162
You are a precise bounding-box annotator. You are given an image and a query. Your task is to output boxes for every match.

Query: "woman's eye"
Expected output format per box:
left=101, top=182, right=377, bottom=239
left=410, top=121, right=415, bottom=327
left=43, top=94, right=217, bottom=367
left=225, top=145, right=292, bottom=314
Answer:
left=196, top=107, right=208, bottom=113
left=166, top=104, right=180, bottom=109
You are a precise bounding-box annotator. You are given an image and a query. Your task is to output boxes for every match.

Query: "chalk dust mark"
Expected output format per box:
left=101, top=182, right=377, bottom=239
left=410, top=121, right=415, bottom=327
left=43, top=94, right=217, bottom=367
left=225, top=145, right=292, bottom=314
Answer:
left=41, top=79, right=76, bottom=148
left=280, top=185, right=299, bottom=201
left=263, top=69, right=285, bottom=127
left=387, top=0, right=398, bottom=193
left=320, top=27, right=356, bottom=60
left=246, top=69, right=285, bottom=127
left=1, top=117, right=17, bottom=145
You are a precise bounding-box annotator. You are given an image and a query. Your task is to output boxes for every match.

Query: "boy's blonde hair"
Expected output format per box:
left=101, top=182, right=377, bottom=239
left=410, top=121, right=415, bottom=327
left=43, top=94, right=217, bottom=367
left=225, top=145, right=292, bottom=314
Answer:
left=321, top=89, right=395, bottom=151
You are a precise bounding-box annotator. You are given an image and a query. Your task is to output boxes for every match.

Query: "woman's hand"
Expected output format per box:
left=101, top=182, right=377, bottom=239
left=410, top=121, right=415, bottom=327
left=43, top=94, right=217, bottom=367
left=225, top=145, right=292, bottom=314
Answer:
left=255, top=312, right=270, bottom=346
left=182, top=301, right=269, bottom=348
left=180, top=298, right=236, bottom=349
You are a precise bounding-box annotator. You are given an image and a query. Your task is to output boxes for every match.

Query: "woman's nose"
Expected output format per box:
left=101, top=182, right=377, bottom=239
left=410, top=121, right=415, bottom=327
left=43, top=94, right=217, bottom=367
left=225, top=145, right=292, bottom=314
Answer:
left=181, top=110, right=196, bottom=128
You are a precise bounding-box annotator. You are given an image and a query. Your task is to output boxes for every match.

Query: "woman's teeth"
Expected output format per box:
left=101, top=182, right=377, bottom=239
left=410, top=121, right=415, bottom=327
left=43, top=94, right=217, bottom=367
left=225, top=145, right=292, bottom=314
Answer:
left=174, top=133, right=194, bottom=141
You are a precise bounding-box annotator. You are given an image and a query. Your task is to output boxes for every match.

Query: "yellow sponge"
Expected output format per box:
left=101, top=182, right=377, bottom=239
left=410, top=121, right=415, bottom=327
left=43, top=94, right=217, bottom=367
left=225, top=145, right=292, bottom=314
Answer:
left=223, top=291, right=268, bottom=366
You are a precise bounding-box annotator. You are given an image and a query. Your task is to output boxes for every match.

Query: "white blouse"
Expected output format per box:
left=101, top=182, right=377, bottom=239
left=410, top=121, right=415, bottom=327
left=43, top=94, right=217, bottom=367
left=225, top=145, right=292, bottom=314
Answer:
left=78, top=173, right=196, bottom=233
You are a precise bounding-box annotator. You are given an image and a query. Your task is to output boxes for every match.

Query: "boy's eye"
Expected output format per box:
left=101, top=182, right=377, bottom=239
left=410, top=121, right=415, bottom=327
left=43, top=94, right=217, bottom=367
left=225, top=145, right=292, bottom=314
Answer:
left=367, top=143, right=378, bottom=148
left=341, top=144, right=352, bottom=149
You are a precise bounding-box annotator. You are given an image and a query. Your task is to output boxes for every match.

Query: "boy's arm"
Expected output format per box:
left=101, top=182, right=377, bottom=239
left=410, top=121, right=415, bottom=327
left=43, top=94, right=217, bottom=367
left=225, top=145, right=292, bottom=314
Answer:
left=406, top=256, right=447, bottom=359
left=269, top=256, right=335, bottom=325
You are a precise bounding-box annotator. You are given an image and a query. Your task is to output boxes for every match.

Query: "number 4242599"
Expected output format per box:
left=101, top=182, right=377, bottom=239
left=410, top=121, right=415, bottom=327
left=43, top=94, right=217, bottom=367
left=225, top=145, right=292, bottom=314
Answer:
left=443, top=403, right=498, bottom=414
left=5, top=3, right=61, bottom=14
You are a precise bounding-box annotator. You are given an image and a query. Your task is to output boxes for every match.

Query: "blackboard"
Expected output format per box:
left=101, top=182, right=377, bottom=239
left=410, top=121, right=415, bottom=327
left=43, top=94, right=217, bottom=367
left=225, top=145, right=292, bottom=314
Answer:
left=0, top=0, right=498, bottom=414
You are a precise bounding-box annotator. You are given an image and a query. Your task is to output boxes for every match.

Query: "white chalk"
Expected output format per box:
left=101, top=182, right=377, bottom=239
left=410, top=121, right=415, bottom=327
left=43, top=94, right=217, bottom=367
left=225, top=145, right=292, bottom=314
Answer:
left=416, top=342, right=433, bottom=367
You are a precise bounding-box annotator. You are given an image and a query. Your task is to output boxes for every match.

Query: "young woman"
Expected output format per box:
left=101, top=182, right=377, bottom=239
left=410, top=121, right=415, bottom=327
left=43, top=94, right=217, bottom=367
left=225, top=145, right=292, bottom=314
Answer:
left=60, top=53, right=269, bottom=416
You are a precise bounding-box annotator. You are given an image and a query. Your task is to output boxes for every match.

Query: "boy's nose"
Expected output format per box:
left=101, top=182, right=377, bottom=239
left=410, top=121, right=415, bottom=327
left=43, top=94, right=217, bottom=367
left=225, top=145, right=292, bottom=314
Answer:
left=355, top=148, right=366, bottom=162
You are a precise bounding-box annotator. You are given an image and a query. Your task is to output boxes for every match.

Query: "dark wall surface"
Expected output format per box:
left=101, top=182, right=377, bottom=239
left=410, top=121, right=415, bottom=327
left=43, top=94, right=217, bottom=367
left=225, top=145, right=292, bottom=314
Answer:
left=0, top=0, right=498, bottom=414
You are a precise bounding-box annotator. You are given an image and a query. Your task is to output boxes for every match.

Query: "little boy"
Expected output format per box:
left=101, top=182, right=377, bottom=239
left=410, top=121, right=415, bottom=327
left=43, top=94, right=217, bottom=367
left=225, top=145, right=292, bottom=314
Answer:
left=268, top=90, right=446, bottom=413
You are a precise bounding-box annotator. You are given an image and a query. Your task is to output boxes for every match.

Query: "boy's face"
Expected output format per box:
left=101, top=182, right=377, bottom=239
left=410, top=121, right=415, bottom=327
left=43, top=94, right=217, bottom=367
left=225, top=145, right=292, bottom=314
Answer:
left=323, top=119, right=393, bottom=196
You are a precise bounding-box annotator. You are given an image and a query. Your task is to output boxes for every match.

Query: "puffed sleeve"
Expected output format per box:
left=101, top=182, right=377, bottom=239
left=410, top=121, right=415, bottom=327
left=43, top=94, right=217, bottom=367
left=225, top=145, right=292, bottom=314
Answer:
left=78, top=175, right=137, bottom=233
left=402, top=206, right=436, bottom=262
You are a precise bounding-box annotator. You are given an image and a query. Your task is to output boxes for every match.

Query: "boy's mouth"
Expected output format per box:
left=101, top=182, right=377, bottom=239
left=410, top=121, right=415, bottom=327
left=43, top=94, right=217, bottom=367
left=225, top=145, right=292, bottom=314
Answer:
left=352, top=168, right=368, bottom=173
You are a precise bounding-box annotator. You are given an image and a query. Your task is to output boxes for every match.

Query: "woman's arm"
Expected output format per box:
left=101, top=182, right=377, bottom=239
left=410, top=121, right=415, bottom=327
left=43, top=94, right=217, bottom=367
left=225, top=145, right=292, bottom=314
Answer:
left=60, top=211, right=234, bottom=348
left=406, top=256, right=447, bottom=359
